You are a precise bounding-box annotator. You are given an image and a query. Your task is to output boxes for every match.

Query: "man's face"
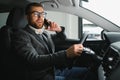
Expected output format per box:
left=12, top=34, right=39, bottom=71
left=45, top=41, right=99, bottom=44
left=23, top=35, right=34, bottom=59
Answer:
left=27, top=6, right=46, bottom=29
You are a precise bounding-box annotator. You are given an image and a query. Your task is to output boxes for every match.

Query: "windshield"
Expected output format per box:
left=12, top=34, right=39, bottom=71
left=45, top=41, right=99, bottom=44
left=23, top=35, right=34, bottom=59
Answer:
left=83, top=0, right=120, bottom=27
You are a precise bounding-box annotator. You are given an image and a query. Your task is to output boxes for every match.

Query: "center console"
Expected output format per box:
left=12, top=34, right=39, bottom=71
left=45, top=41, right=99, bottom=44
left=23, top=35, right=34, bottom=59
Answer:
left=98, top=41, right=120, bottom=80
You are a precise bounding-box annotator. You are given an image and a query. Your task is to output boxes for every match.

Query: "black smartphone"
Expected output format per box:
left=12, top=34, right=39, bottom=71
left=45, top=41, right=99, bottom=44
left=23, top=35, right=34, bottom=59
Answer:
left=44, top=18, right=50, bottom=28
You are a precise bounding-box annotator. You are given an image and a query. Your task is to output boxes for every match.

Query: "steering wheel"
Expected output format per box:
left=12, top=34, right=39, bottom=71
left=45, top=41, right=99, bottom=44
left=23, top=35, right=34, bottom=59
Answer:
left=78, top=32, right=102, bottom=68
left=79, top=32, right=89, bottom=44
left=79, top=32, right=95, bottom=54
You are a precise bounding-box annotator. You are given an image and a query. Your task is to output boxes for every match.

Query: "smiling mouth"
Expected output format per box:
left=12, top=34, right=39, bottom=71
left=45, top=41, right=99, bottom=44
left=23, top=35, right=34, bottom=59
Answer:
left=37, top=21, right=42, bottom=24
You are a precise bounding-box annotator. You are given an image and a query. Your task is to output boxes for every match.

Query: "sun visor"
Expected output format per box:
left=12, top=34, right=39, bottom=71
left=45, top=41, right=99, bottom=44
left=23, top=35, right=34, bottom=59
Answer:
left=57, top=0, right=73, bottom=6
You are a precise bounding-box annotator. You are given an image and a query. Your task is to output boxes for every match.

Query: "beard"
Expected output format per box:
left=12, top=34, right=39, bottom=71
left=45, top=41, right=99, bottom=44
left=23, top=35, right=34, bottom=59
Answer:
left=30, top=22, right=44, bottom=29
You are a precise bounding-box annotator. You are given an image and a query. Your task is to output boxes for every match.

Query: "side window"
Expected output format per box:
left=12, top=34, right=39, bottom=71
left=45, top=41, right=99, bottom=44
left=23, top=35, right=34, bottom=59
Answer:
left=0, top=12, right=9, bottom=28
left=46, top=11, right=79, bottom=39
left=46, top=11, right=103, bottom=40
left=83, top=19, right=103, bottom=40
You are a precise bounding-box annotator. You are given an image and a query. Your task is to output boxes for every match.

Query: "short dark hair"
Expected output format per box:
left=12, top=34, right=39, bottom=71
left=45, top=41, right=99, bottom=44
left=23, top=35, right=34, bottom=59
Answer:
left=25, top=2, right=43, bottom=15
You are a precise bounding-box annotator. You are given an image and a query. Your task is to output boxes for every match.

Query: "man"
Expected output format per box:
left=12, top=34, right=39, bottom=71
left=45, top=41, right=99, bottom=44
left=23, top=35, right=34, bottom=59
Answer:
left=11, top=2, right=88, bottom=80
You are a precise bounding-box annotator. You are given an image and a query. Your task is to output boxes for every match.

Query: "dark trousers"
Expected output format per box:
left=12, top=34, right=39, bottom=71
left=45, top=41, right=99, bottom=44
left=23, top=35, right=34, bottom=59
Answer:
left=55, top=67, right=88, bottom=80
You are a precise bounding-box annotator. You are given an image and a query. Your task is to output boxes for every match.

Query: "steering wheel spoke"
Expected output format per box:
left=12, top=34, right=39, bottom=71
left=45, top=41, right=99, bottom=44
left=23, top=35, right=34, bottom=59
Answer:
left=79, top=32, right=89, bottom=44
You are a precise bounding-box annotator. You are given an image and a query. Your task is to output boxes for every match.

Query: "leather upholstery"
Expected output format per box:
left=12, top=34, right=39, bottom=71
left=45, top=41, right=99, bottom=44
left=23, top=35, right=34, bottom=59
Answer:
left=0, top=7, right=27, bottom=80
left=0, top=7, right=27, bottom=51
left=6, top=7, right=27, bottom=29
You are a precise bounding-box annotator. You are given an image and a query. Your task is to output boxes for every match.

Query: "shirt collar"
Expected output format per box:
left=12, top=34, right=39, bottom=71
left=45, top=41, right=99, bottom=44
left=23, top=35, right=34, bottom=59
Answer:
left=29, top=25, right=45, bottom=34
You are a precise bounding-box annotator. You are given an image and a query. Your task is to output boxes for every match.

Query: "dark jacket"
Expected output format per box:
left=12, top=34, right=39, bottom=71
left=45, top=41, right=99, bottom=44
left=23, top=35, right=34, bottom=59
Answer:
left=8, top=25, right=69, bottom=80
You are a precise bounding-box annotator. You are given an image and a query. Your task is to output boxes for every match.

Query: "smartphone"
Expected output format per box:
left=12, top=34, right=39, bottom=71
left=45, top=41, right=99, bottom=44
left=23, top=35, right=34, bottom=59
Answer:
left=44, top=18, right=50, bottom=28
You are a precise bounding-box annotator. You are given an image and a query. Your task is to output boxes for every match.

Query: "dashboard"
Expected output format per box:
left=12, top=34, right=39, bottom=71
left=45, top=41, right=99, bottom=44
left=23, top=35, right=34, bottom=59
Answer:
left=98, top=34, right=120, bottom=80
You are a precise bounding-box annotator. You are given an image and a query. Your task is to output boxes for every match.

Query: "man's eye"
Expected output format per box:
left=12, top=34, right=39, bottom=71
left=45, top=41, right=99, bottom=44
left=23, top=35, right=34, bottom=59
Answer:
left=32, top=11, right=47, bottom=17
left=34, top=13, right=39, bottom=16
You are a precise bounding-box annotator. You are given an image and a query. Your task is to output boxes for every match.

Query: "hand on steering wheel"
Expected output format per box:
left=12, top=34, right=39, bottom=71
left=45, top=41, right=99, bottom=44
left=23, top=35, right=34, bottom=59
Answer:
left=79, top=32, right=95, bottom=54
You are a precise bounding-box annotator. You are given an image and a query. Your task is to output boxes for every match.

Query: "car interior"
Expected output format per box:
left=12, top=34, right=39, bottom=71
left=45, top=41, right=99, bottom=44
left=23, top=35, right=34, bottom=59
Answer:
left=0, top=0, right=120, bottom=80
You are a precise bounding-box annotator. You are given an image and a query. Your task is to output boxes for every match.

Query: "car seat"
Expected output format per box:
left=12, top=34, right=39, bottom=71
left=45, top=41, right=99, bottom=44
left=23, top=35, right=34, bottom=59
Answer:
left=0, top=7, right=27, bottom=52
left=0, top=7, right=27, bottom=80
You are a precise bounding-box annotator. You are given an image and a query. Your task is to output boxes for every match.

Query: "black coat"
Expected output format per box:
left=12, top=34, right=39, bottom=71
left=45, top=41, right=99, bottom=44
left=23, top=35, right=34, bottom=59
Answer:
left=4, top=25, right=69, bottom=80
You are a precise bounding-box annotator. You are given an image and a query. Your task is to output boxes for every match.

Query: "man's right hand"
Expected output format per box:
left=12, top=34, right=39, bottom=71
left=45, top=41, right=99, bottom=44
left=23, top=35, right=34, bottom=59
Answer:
left=66, top=44, right=83, bottom=58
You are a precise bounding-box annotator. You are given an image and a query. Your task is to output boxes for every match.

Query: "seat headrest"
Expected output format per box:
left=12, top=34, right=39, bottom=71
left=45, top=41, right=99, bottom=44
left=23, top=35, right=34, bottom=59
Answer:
left=6, top=7, right=28, bottom=29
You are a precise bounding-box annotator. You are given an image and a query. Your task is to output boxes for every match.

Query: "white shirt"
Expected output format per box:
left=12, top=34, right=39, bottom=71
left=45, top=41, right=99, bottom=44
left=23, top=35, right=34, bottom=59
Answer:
left=29, top=25, right=45, bottom=34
